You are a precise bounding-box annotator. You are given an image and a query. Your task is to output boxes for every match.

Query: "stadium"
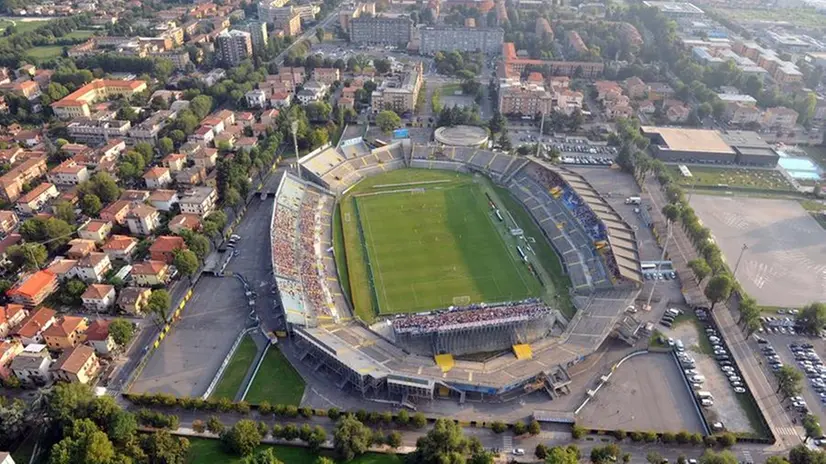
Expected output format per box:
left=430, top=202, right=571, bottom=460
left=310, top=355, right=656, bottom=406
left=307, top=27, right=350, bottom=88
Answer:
left=270, top=134, right=644, bottom=404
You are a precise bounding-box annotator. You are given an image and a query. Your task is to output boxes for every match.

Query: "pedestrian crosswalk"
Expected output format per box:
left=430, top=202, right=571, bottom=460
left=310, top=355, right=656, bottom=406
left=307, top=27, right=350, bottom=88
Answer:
left=502, top=435, right=513, bottom=451
left=741, top=450, right=753, bottom=464
left=775, top=426, right=798, bottom=436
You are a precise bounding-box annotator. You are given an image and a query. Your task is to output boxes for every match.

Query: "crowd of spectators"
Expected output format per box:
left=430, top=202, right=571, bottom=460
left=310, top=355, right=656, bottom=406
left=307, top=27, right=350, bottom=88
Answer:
left=272, top=205, right=300, bottom=280
left=392, top=299, right=551, bottom=334
left=297, top=191, right=333, bottom=317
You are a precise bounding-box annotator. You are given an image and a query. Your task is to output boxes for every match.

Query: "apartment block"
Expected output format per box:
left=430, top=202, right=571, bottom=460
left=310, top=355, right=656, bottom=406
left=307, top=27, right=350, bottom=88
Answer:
left=419, top=26, right=504, bottom=55
left=350, top=15, right=412, bottom=45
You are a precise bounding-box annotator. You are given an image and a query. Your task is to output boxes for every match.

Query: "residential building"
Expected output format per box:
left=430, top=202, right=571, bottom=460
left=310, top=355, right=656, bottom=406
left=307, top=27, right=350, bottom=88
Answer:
left=101, top=235, right=137, bottom=262
left=566, top=30, right=588, bottom=55
left=665, top=100, right=691, bottom=122
left=498, top=78, right=553, bottom=116
left=270, top=91, right=292, bottom=108
left=0, top=210, right=18, bottom=236
left=189, top=126, right=214, bottom=145
left=143, top=167, right=172, bottom=189
left=726, top=102, right=762, bottom=126
left=52, top=345, right=100, bottom=384
left=216, top=30, right=252, bottom=66
left=350, top=15, right=413, bottom=45
left=169, top=214, right=202, bottom=234
left=66, top=118, right=131, bottom=144
left=624, top=77, right=647, bottom=99
left=246, top=89, right=267, bottom=108
left=48, top=159, right=90, bottom=187
left=83, top=319, right=116, bottom=355
left=100, top=200, right=132, bottom=225
left=51, top=79, right=148, bottom=119
left=175, top=166, right=206, bottom=187
left=12, top=306, right=56, bottom=345
left=419, top=26, right=504, bottom=55
left=312, top=68, right=340, bottom=85
left=8, top=271, right=58, bottom=307
left=120, top=190, right=150, bottom=204
left=536, top=18, right=553, bottom=39
left=81, top=284, right=116, bottom=312
left=162, top=153, right=187, bottom=172
left=77, top=219, right=112, bottom=243
left=191, top=148, right=218, bottom=169
left=297, top=80, right=328, bottom=105
left=371, top=63, right=423, bottom=114
left=75, top=253, right=112, bottom=283
left=66, top=239, right=97, bottom=259
left=15, top=182, right=59, bottom=214
left=179, top=186, right=217, bottom=217
left=131, top=260, right=171, bottom=286
left=0, top=339, right=23, bottom=381
left=47, top=259, right=77, bottom=281
left=118, top=287, right=151, bottom=314
left=763, top=106, right=799, bottom=129
left=10, top=344, right=52, bottom=387
left=128, top=111, right=174, bottom=144
left=0, top=155, right=48, bottom=202
left=149, top=189, right=179, bottom=212
left=641, top=1, right=705, bottom=19
left=247, top=21, right=268, bottom=55
left=43, top=316, right=88, bottom=350
left=339, top=2, right=376, bottom=32
left=150, top=236, right=187, bottom=264
left=501, top=42, right=604, bottom=77
left=126, top=204, right=160, bottom=236
left=0, top=303, right=26, bottom=339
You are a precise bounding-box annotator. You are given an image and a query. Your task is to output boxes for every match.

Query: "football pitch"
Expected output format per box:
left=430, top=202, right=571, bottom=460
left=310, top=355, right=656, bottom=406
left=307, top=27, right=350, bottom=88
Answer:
left=338, top=169, right=543, bottom=320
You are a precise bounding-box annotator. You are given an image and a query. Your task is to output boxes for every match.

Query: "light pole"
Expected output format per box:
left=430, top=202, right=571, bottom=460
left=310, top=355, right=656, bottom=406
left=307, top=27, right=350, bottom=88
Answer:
left=291, top=120, right=301, bottom=180
left=733, top=243, right=748, bottom=278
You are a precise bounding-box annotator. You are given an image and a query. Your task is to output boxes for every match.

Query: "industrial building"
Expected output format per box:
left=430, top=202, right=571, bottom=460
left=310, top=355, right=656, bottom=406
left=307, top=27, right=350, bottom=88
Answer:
left=641, top=126, right=779, bottom=167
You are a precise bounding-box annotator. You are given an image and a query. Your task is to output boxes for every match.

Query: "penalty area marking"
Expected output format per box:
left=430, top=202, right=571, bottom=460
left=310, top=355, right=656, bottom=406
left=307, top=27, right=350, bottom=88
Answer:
left=453, top=296, right=471, bottom=305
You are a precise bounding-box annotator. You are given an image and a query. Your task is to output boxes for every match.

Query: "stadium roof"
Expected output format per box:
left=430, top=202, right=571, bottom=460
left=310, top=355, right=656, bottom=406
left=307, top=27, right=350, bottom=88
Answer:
left=535, top=159, right=643, bottom=283
left=640, top=126, right=736, bottom=155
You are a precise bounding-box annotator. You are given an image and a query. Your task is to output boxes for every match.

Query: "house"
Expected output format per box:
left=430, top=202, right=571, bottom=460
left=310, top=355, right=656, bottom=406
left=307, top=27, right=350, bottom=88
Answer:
left=270, top=91, right=291, bottom=108
left=637, top=100, right=656, bottom=114
left=131, top=261, right=170, bottom=286
left=101, top=235, right=137, bottom=262
left=0, top=304, right=27, bottom=338
left=12, top=306, right=56, bottom=344
left=52, top=345, right=100, bottom=384
left=46, top=258, right=78, bottom=280
left=150, top=236, right=186, bottom=264
left=624, top=77, right=647, bottom=99
left=191, top=148, right=218, bottom=169
left=201, top=117, right=225, bottom=135
left=81, top=284, right=115, bottom=312
left=83, top=319, right=116, bottom=355
left=0, top=339, right=23, bottom=381
left=261, top=108, right=279, bottom=126
left=236, top=112, right=255, bottom=126
left=236, top=137, right=259, bottom=153
left=245, top=89, right=267, bottom=108
left=117, top=287, right=151, bottom=314
left=15, top=182, right=59, bottom=214
left=0, top=233, right=21, bottom=268
left=43, top=316, right=88, bottom=350
left=8, top=271, right=59, bottom=307
left=77, top=219, right=112, bottom=243
left=763, top=106, right=799, bottom=129
left=10, top=344, right=52, bottom=387
left=594, top=81, right=623, bottom=103
left=169, top=214, right=202, bottom=234
left=99, top=200, right=132, bottom=225
left=179, top=186, right=217, bottom=217
left=665, top=100, right=691, bottom=123
left=312, top=67, right=340, bottom=85
left=47, top=159, right=89, bottom=186
left=0, top=155, right=47, bottom=202
left=296, top=80, right=328, bottom=105
left=120, top=189, right=150, bottom=204
left=148, top=189, right=179, bottom=212
left=647, top=83, right=674, bottom=101
left=174, top=166, right=206, bottom=187
left=126, top=204, right=160, bottom=236
left=143, top=167, right=172, bottom=189
left=75, top=252, right=112, bottom=283
left=189, top=126, right=214, bottom=145
left=67, top=238, right=97, bottom=259
left=161, top=153, right=187, bottom=172
left=0, top=210, right=18, bottom=235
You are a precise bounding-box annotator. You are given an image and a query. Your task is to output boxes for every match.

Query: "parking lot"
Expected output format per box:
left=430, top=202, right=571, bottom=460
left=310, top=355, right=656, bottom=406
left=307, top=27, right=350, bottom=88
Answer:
left=665, top=312, right=756, bottom=434
left=577, top=352, right=705, bottom=433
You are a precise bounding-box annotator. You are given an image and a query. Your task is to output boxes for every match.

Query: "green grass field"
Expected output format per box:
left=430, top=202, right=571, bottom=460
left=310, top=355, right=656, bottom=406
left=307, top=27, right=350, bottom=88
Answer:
left=25, top=45, right=63, bottom=59
left=65, top=30, right=95, bottom=40
left=339, top=169, right=556, bottom=321
left=186, top=438, right=403, bottom=464
left=244, top=346, right=305, bottom=406
left=666, top=165, right=794, bottom=192
left=211, top=336, right=258, bottom=400
left=0, top=19, right=51, bottom=34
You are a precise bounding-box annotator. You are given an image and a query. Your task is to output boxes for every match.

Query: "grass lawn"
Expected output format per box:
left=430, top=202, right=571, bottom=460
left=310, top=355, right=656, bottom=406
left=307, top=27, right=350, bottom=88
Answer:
left=244, top=346, right=305, bottom=406
left=25, top=45, right=64, bottom=59
left=211, top=335, right=258, bottom=400
left=666, top=165, right=794, bottom=191
left=186, top=438, right=403, bottom=464
left=332, top=203, right=352, bottom=305
left=344, top=169, right=539, bottom=316
left=65, top=30, right=95, bottom=40
left=440, top=83, right=463, bottom=95
left=0, top=19, right=51, bottom=33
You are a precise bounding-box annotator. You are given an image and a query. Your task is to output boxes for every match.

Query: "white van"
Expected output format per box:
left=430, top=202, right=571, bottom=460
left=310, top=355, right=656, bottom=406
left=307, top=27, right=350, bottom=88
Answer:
left=625, top=196, right=641, bottom=205
left=691, top=375, right=705, bottom=383
left=697, top=391, right=713, bottom=400
left=700, top=398, right=714, bottom=407
left=675, top=340, right=685, bottom=351
left=666, top=308, right=681, bottom=317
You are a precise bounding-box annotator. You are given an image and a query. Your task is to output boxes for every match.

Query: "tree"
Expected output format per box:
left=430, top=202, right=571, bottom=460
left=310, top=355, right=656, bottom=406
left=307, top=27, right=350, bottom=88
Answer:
left=688, top=258, right=711, bottom=284
left=647, top=451, right=664, bottom=464
left=308, top=128, right=329, bottom=148
left=375, top=59, right=391, bottom=74
left=776, top=365, right=803, bottom=399
left=53, top=200, right=76, bottom=224
left=412, top=412, right=427, bottom=428
left=60, top=279, right=88, bottom=306
left=49, top=418, right=118, bottom=464
left=698, top=450, right=737, bottom=464
left=222, top=419, right=261, bottom=456
left=513, top=421, right=527, bottom=435
left=546, top=446, right=580, bottom=464
left=158, top=137, right=174, bottom=155
left=705, top=274, right=733, bottom=309
left=797, top=302, right=826, bottom=335
left=141, top=430, right=190, bottom=464
left=207, top=416, right=225, bottom=434
left=242, top=448, right=284, bottom=464
left=109, top=319, right=135, bottom=346
left=528, top=419, right=541, bottom=435
left=376, top=110, right=401, bottom=133
left=146, top=290, right=172, bottom=325
left=469, top=451, right=495, bottom=464
left=225, top=187, right=242, bottom=211
left=395, top=409, right=409, bottom=426
left=80, top=193, right=103, bottom=217
left=591, top=444, right=621, bottom=464
left=8, top=243, right=47, bottom=271
left=407, top=418, right=481, bottom=464
left=386, top=431, right=402, bottom=448
left=189, top=95, right=213, bottom=120
left=174, top=250, right=199, bottom=277
left=803, top=414, right=823, bottom=439
left=180, top=231, right=210, bottom=261
left=106, top=410, right=137, bottom=445
left=491, top=421, right=506, bottom=433
left=662, top=204, right=681, bottom=222
left=333, top=415, right=373, bottom=461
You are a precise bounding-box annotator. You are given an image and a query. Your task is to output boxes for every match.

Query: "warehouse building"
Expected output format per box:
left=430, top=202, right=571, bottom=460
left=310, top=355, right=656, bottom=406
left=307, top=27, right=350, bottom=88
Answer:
left=641, top=126, right=778, bottom=167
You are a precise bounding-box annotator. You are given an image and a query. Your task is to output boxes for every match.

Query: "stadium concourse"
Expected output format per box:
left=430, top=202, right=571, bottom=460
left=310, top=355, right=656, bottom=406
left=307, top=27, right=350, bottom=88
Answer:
left=268, top=136, right=643, bottom=404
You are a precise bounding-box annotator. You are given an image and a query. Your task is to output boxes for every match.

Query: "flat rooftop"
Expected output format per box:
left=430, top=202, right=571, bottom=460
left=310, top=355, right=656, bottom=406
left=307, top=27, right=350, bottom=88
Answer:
left=641, top=126, right=735, bottom=155
left=642, top=1, right=704, bottom=14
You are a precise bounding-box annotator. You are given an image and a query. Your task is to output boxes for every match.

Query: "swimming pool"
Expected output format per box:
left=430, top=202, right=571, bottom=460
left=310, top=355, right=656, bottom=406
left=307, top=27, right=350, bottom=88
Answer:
left=777, top=153, right=822, bottom=181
